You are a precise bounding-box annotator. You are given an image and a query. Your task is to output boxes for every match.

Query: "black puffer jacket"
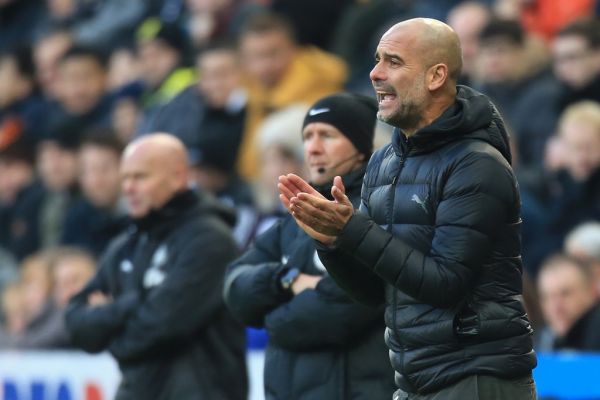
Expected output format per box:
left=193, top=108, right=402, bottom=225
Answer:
left=66, top=190, right=247, bottom=400
left=318, top=86, right=537, bottom=394
left=224, top=167, right=395, bottom=400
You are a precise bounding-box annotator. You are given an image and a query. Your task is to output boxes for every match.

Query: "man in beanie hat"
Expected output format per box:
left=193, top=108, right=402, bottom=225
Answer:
left=224, top=92, right=395, bottom=400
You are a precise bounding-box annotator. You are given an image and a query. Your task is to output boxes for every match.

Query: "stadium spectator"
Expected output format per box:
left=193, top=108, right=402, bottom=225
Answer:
left=0, top=250, right=69, bottom=349
left=111, top=86, right=143, bottom=144
left=565, top=222, right=600, bottom=296
left=446, top=1, right=491, bottom=87
left=61, top=131, right=128, bottom=256
left=66, top=134, right=247, bottom=400
left=0, top=131, right=39, bottom=251
left=537, top=253, right=600, bottom=351
left=225, top=93, right=394, bottom=399
left=475, top=18, right=560, bottom=172
left=51, top=247, right=95, bottom=310
left=0, top=281, right=26, bottom=336
left=253, top=104, right=307, bottom=235
left=183, top=0, right=248, bottom=48
left=135, top=18, right=196, bottom=118
left=522, top=101, right=600, bottom=275
left=32, top=29, right=73, bottom=101
left=237, top=11, right=347, bottom=180
left=44, top=46, right=112, bottom=141
left=0, top=47, right=48, bottom=144
left=7, top=130, right=80, bottom=261
left=106, top=46, right=142, bottom=92
left=552, top=17, right=600, bottom=110
left=279, top=18, right=537, bottom=399
left=144, top=40, right=246, bottom=166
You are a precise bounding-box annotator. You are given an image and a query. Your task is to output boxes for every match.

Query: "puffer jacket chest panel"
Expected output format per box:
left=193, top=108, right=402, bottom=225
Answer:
left=364, top=147, right=440, bottom=237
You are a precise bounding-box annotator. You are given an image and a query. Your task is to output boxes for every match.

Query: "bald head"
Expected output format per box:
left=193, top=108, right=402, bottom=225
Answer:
left=371, top=18, right=462, bottom=134
left=124, top=133, right=188, bottom=173
left=383, top=18, right=463, bottom=82
left=121, top=133, right=190, bottom=218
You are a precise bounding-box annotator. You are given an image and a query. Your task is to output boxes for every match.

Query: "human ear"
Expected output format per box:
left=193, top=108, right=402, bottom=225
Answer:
left=427, top=63, right=448, bottom=91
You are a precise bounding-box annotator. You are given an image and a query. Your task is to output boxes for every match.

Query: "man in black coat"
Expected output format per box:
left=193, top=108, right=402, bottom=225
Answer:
left=279, top=18, right=537, bottom=399
left=66, top=133, right=247, bottom=400
left=224, top=93, right=395, bottom=400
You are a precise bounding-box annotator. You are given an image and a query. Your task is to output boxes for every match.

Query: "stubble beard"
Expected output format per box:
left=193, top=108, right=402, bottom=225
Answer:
left=378, top=99, right=422, bottom=132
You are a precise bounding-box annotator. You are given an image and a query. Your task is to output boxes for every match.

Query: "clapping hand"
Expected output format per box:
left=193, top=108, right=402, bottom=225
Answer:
left=278, top=174, right=354, bottom=245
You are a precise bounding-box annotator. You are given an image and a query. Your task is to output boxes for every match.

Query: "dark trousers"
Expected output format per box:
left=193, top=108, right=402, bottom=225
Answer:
left=393, top=374, right=537, bottom=400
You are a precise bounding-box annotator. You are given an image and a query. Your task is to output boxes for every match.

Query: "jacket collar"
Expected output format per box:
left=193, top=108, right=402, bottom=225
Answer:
left=391, top=85, right=512, bottom=164
left=131, top=189, right=198, bottom=233
left=312, top=165, right=367, bottom=200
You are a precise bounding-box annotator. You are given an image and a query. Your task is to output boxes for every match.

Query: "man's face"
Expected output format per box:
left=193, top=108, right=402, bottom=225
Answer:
left=538, top=262, right=596, bottom=337
left=240, top=30, right=295, bottom=88
left=370, top=28, right=428, bottom=131
left=447, top=5, right=489, bottom=77
left=120, top=148, right=179, bottom=218
left=478, top=38, right=522, bottom=84
left=79, top=145, right=122, bottom=208
left=197, top=49, right=241, bottom=108
left=0, top=159, right=32, bottom=204
left=0, top=57, right=25, bottom=107
left=53, top=258, right=94, bottom=309
left=37, top=141, right=78, bottom=192
left=33, top=33, right=72, bottom=99
left=59, top=56, right=107, bottom=115
left=137, top=40, right=180, bottom=89
left=553, top=35, right=600, bottom=89
left=303, top=122, right=362, bottom=186
left=560, top=119, right=600, bottom=181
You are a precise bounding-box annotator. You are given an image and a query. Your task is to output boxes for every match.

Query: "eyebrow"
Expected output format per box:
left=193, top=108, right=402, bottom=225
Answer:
left=374, top=51, right=404, bottom=63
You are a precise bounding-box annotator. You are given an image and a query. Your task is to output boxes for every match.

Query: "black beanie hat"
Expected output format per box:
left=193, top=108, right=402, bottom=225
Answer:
left=302, top=92, right=378, bottom=158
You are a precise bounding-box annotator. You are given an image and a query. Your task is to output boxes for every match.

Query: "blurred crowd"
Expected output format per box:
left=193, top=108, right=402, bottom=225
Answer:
left=1, top=0, right=600, bottom=359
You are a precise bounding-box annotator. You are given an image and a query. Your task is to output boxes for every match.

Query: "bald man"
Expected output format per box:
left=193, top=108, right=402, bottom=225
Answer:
left=279, top=18, right=537, bottom=399
left=66, top=133, right=248, bottom=400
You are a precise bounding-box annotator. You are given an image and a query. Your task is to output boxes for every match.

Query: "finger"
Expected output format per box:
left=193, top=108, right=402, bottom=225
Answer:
left=333, top=176, right=346, bottom=194
left=331, top=186, right=352, bottom=207
left=279, top=194, right=291, bottom=211
left=290, top=197, right=333, bottom=225
left=286, top=174, right=324, bottom=198
left=296, top=192, right=336, bottom=211
left=278, top=182, right=296, bottom=202
left=278, top=175, right=304, bottom=196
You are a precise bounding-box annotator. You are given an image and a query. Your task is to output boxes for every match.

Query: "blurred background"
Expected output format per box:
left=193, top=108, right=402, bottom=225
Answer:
left=1, top=0, right=600, bottom=399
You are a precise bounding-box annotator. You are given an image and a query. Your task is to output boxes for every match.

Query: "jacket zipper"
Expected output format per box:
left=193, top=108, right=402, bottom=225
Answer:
left=389, top=141, right=410, bottom=374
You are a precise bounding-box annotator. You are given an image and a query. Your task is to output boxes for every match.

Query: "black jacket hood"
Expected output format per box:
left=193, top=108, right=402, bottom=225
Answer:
left=393, top=85, right=513, bottom=164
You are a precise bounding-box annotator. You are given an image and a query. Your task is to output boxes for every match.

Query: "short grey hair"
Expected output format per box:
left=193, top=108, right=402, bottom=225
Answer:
left=565, top=221, right=600, bottom=261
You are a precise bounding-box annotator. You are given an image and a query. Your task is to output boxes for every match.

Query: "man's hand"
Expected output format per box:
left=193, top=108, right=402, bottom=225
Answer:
left=278, top=174, right=354, bottom=244
left=87, top=291, right=111, bottom=307
left=291, top=273, right=323, bottom=295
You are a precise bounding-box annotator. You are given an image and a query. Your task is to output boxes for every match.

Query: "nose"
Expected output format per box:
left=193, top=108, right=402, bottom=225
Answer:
left=304, top=135, right=324, bottom=156
left=370, top=61, right=385, bottom=82
left=121, top=177, right=133, bottom=195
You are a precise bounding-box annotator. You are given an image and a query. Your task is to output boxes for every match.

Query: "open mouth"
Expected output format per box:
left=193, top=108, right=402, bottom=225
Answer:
left=376, top=91, right=397, bottom=104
